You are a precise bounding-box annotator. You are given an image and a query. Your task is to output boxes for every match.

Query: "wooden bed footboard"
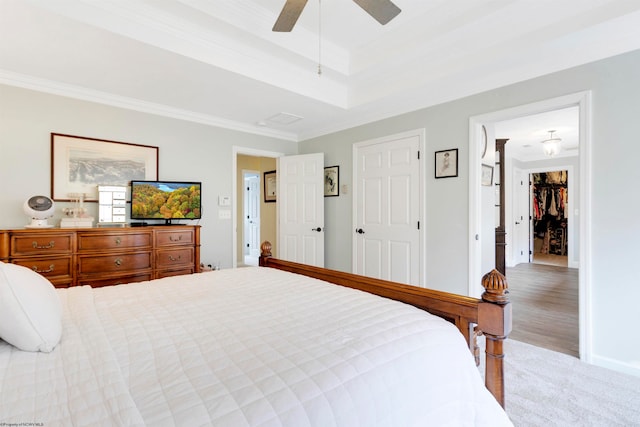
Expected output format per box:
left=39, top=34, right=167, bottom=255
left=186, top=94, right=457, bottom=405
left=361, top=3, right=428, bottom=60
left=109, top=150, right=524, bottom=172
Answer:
left=259, top=241, right=512, bottom=408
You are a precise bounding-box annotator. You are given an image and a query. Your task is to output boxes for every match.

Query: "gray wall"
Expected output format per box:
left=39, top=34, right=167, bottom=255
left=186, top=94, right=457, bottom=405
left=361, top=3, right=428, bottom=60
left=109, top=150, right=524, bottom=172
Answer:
left=0, top=85, right=298, bottom=268
left=299, top=49, right=640, bottom=376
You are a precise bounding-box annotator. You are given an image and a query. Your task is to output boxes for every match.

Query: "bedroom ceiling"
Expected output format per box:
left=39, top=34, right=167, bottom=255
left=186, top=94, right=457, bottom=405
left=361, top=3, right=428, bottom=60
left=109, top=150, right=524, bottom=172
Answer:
left=1, top=0, right=640, bottom=142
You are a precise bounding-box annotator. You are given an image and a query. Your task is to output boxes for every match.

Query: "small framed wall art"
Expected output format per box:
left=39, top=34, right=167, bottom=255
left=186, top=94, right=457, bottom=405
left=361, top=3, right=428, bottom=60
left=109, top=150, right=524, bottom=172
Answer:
left=324, top=165, right=339, bottom=197
left=434, top=148, right=458, bottom=179
left=481, top=164, right=494, bottom=186
left=263, top=170, right=277, bottom=202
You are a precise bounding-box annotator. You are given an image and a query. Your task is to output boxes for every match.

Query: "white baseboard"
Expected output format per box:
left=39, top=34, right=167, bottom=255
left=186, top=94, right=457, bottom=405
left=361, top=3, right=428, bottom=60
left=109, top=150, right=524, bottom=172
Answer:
left=592, top=354, right=640, bottom=378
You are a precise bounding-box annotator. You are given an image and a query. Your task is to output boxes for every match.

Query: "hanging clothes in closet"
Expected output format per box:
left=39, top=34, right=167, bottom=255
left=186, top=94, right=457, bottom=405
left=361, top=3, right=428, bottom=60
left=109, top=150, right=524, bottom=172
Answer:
left=532, top=171, right=568, bottom=256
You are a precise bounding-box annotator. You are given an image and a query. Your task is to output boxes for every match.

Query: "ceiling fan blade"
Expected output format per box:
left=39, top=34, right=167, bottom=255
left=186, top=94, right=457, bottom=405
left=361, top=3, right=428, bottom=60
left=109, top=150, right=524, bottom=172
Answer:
left=352, top=0, right=401, bottom=25
left=272, top=0, right=309, bottom=32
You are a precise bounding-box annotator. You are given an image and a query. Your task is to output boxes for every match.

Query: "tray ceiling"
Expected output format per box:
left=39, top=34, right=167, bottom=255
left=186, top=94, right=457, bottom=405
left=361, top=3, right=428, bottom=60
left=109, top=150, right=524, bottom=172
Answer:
left=1, top=0, right=639, bottom=141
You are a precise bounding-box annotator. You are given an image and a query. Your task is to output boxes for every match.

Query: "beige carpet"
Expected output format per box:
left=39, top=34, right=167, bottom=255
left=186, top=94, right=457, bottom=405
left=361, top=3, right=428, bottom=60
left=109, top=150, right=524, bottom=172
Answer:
left=479, top=338, right=640, bottom=426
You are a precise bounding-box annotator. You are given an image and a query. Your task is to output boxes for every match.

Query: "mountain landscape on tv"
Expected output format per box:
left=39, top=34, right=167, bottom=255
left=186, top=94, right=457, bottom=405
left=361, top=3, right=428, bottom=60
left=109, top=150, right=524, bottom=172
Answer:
left=131, top=183, right=201, bottom=219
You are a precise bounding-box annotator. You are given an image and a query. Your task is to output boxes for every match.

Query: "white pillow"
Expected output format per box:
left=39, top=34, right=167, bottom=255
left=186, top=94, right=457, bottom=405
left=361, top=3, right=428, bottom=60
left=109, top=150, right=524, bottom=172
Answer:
left=0, top=262, right=62, bottom=352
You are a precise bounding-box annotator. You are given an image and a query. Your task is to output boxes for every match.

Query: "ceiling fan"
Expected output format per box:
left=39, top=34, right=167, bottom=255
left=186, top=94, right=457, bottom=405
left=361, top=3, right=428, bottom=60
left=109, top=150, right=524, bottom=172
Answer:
left=273, top=0, right=401, bottom=32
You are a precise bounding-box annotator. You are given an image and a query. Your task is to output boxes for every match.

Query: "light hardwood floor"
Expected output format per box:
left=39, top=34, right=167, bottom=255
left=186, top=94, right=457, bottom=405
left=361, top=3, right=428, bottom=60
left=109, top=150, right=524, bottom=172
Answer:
left=505, top=262, right=579, bottom=357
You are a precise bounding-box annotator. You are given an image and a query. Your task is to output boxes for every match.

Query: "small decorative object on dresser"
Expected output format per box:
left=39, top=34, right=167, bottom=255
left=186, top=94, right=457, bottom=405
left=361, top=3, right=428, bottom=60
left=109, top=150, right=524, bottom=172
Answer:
left=98, top=185, right=128, bottom=226
left=23, top=196, right=55, bottom=228
left=60, top=193, right=94, bottom=228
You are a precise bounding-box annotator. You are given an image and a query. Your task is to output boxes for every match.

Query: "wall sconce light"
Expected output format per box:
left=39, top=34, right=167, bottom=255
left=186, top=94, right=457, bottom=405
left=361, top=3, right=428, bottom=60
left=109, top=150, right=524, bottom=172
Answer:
left=541, top=130, right=562, bottom=157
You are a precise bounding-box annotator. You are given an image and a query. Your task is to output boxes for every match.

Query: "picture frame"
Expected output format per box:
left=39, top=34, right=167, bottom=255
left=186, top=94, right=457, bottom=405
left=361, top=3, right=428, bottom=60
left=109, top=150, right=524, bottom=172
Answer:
left=324, top=165, right=339, bottom=197
left=264, top=170, right=277, bottom=202
left=51, top=133, right=158, bottom=202
left=481, top=164, right=494, bottom=186
left=434, top=148, right=458, bottom=178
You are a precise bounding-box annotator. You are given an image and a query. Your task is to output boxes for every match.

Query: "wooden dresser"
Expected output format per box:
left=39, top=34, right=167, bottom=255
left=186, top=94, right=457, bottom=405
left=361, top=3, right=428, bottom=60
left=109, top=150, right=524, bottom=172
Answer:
left=0, top=225, right=200, bottom=288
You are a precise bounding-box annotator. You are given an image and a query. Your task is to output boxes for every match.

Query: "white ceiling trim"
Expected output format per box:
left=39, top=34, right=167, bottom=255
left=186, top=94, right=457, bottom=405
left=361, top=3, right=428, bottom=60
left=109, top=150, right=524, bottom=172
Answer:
left=177, top=0, right=351, bottom=74
left=0, top=69, right=298, bottom=142
left=28, top=0, right=351, bottom=108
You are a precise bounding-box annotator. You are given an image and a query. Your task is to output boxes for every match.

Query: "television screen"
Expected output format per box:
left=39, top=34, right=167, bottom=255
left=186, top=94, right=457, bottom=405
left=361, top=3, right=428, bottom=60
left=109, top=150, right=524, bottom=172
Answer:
left=130, top=180, right=201, bottom=223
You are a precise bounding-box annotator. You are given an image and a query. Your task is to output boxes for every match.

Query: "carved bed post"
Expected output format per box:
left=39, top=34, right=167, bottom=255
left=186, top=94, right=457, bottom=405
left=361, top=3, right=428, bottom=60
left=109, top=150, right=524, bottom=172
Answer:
left=259, top=241, right=273, bottom=266
left=479, top=269, right=512, bottom=408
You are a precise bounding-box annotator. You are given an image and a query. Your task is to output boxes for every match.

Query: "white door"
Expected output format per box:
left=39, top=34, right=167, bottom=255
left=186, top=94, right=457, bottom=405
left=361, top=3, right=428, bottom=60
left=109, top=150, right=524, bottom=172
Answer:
left=512, top=168, right=530, bottom=265
left=353, top=132, right=423, bottom=285
left=243, top=172, right=260, bottom=261
left=278, top=153, right=325, bottom=267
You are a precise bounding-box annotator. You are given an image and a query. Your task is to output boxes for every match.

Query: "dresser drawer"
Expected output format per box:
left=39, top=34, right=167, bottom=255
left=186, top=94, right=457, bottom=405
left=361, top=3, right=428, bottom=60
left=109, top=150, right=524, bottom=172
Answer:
left=10, top=233, right=73, bottom=256
left=77, top=231, right=152, bottom=252
left=155, top=229, right=195, bottom=247
left=78, top=252, right=152, bottom=275
left=78, top=273, right=152, bottom=288
left=156, top=247, right=194, bottom=269
left=11, top=256, right=73, bottom=281
left=156, top=268, right=194, bottom=279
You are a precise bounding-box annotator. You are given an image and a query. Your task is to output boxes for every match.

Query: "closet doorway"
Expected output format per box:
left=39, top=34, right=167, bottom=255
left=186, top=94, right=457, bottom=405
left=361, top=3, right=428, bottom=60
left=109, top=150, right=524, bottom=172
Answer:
left=531, top=171, right=569, bottom=267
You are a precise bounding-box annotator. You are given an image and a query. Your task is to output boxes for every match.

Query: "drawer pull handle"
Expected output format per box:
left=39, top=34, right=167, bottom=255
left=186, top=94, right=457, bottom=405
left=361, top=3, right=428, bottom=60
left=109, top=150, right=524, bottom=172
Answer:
left=169, top=255, right=182, bottom=262
left=169, top=235, right=183, bottom=242
left=114, top=258, right=123, bottom=267
left=32, top=241, right=55, bottom=249
left=115, top=237, right=122, bottom=245
left=32, top=264, right=55, bottom=273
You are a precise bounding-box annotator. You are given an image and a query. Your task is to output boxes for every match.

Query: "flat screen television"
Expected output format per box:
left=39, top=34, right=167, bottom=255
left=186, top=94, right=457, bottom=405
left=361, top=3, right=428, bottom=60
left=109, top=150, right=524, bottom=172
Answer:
left=130, top=180, right=201, bottom=225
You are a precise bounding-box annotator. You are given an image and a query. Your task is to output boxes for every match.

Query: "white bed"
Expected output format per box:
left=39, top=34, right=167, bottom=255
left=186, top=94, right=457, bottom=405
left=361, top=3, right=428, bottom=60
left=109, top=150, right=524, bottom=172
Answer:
left=0, top=265, right=512, bottom=426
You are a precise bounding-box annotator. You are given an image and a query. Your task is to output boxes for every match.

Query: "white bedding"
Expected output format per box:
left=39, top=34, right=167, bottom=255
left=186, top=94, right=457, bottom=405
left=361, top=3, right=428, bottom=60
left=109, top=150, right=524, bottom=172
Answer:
left=0, top=267, right=512, bottom=426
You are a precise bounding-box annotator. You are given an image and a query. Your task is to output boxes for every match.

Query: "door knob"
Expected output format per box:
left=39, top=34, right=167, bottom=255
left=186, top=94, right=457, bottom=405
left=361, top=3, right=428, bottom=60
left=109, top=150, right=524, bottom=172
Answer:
left=312, top=227, right=322, bottom=232
left=515, top=221, right=521, bottom=225
left=355, top=228, right=365, bottom=234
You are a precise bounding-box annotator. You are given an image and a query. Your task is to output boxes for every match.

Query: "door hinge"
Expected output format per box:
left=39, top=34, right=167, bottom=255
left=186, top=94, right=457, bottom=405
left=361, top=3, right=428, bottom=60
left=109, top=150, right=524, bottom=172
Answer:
left=417, top=221, right=420, bottom=230
left=417, top=151, right=420, bottom=160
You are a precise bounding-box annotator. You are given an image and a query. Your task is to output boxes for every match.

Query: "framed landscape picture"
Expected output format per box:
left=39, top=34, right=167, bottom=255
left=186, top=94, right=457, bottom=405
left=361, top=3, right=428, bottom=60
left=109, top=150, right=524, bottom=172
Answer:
left=51, top=133, right=158, bottom=201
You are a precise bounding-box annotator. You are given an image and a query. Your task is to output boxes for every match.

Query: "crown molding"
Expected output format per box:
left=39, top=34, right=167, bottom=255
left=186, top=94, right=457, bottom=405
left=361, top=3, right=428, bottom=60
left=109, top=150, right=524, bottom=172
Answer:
left=0, top=70, right=298, bottom=142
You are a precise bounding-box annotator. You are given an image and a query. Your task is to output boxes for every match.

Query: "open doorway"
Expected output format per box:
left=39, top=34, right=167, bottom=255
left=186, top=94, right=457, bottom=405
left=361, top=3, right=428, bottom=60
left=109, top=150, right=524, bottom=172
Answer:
left=232, top=147, right=282, bottom=268
left=497, top=108, right=579, bottom=357
left=242, top=171, right=260, bottom=266
left=469, top=91, right=591, bottom=361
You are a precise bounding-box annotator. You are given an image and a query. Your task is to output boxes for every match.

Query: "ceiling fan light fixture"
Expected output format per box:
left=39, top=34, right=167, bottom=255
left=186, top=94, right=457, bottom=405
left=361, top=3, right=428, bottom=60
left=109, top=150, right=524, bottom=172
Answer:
left=541, top=130, right=562, bottom=157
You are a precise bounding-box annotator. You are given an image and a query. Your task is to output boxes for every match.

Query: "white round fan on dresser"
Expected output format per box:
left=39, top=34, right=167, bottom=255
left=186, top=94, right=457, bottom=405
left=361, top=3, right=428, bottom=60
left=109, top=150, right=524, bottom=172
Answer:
left=24, top=195, right=55, bottom=228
